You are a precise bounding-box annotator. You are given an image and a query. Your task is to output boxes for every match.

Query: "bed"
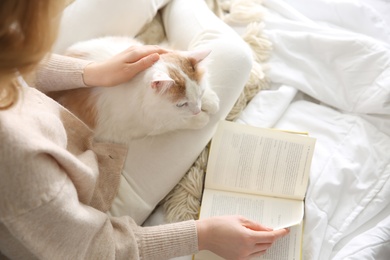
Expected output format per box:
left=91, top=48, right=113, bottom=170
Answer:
left=145, top=0, right=390, bottom=259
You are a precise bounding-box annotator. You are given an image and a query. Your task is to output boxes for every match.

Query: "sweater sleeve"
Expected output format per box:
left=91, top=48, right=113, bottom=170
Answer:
left=135, top=220, right=198, bottom=259
left=32, top=53, right=93, bottom=92
left=1, top=177, right=198, bottom=260
left=0, top=153, right=198, bottom=260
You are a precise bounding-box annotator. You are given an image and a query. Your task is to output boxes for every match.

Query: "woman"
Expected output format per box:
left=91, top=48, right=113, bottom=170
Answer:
left=0, top=0, right=289, bottom=259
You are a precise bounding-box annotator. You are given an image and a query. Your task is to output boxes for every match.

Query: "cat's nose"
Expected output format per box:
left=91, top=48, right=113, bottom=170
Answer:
left=192, top=107, right=201, bottom=115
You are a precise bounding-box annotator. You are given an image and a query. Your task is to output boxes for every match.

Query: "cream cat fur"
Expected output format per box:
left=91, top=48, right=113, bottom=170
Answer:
left=50, top=36, right=219, bottom=144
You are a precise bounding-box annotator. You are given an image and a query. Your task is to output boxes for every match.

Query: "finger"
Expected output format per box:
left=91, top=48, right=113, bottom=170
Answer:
left=253, top=243, right=272, bottom=252
left=242, top=218, right=273, bottom=232
left=248, top=249, right=267, bottom=259
left=127, top=53, right=160, bottom=75
left=126, top=45, right=168, bottom=62
left=147, top=45, right=169, bottom=55
left=273, top=228, right=290, bottom=240
left=146, top=53, right=161, bottom=63
left=251, top=228, right=289, bottom=244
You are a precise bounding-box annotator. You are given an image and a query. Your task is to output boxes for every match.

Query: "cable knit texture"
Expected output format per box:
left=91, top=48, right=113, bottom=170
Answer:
left=33, top=53, right=93, bottom=92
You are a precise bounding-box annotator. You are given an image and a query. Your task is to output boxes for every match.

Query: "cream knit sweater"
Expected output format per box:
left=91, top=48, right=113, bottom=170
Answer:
left=0, top=55, right=198, bottom=259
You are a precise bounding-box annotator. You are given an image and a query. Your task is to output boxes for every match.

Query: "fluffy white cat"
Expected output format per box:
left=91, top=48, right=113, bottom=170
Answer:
left=49, top=36, right=220, bottom=143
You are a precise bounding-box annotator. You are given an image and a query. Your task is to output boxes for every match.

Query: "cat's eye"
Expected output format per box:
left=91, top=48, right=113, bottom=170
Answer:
left=176, top=102, right=188, bottom=108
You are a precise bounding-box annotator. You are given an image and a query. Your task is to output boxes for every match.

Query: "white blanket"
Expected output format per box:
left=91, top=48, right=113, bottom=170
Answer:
left=236, top=0, right=390, bottom=259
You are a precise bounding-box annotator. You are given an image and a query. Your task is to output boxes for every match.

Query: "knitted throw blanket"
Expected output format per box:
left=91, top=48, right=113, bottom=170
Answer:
left=138, top=0, right=271, bottom=222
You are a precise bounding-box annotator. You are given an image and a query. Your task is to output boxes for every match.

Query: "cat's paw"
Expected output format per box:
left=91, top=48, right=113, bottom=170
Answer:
left=201, top=88, right=220, bottom=115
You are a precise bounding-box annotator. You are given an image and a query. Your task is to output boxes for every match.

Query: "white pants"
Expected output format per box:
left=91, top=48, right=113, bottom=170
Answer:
left=55, top=0, right=253, bottom=224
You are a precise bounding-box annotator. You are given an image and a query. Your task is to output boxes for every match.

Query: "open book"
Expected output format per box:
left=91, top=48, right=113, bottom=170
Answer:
left=194, top=120, right=316, bottom=260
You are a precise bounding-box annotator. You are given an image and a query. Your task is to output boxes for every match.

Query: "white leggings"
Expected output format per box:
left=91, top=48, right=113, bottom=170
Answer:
left=55, top=0, right=253, bottom=224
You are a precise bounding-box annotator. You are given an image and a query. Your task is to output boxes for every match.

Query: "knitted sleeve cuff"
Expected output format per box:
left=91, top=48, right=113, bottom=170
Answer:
left=33, top=54, right=93, bottom=92
left=136, top=220, right=199, bottom=260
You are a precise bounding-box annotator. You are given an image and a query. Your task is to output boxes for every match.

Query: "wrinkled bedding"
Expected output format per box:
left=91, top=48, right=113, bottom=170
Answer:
left=236, top=0, right=390, bottom=259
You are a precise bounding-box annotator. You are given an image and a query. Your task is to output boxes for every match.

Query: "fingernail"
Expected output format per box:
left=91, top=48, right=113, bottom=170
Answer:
left=151, top=53, right=160, bottom=62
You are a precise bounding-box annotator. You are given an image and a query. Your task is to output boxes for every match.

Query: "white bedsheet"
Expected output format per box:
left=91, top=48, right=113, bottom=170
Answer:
left=236, top=0, right=390, bottom=259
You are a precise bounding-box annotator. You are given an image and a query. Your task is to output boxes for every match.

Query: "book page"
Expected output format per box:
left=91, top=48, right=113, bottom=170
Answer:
left=194, top=225, right=302, bottom=260
left=199, top=189, right=304, bottom=230
left=205, top=121, right=316, bottom=200
left=195, top=189, right=303, bottom=260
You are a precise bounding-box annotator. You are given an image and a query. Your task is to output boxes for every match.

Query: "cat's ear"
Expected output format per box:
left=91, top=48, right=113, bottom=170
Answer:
left=151, top=71, right=174, bottom=93
left=188, top=49, right=212, bottom=64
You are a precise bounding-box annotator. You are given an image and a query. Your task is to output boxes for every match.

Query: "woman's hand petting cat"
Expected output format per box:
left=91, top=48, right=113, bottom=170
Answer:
left=196, top=215, right=289, bottom=260
left=83, top=45, right=169, bottom=87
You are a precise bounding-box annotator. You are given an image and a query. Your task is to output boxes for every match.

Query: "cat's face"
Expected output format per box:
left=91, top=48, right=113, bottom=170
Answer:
left=149, top=49, right=210, bottom=116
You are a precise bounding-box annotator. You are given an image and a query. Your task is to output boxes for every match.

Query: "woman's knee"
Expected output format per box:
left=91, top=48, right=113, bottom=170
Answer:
left=204, top=37, right=253, bottom=118
left=206, top=37, right=253, bottom=90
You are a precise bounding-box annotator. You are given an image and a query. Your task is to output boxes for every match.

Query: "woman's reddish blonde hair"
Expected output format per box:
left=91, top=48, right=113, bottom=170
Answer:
left=0, top=0, right=66, bottom=109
